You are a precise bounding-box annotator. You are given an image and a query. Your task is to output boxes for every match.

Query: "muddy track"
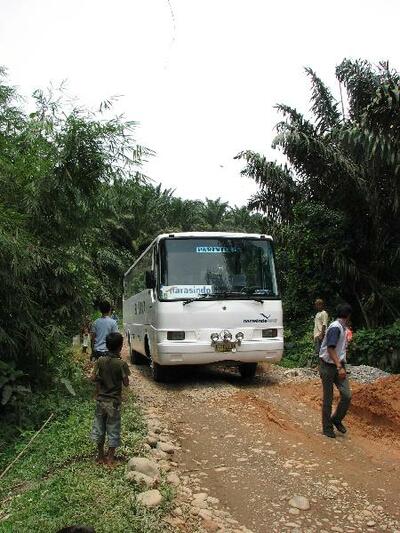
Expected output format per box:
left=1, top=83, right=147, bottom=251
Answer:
left=126, top=352, right=400, bottom=533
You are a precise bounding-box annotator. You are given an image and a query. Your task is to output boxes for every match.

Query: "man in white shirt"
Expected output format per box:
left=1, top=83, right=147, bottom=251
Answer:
left=319, top=304, right=352, bottom=439
left=314, top=299, right=329, bottom=358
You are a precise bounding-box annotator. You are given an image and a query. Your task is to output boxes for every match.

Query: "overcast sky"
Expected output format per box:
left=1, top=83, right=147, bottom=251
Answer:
left=1, top=0, right=399, bottom=205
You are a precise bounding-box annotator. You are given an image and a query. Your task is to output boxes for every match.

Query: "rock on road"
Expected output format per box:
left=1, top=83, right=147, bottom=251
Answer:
left=126, top=350, right=400, bottom=533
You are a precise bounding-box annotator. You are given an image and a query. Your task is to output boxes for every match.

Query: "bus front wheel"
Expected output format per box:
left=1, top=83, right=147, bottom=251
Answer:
left=238, top=362, right=258, bottom=379
left=151, top=362, right=170, bottom=383
left=129, top=344, right=147, bottom=365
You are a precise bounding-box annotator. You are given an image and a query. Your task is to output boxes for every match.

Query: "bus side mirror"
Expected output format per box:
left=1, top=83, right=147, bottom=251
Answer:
left=145, top=270, right=156, bottom=289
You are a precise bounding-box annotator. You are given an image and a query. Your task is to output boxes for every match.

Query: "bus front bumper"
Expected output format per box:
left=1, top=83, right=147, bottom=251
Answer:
left=155, top=340, right=283, bottom=366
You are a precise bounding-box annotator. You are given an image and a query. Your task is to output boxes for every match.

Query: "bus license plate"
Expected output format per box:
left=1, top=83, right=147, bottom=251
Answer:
left=215, top=342, right=233, bottom=353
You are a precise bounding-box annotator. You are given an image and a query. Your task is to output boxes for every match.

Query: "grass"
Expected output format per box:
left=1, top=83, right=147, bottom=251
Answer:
left=0, top=358, right=173, bottom=533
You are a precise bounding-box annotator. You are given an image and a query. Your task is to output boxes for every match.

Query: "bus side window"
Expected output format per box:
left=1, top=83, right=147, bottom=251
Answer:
left=125, top=247, right=153, bottom=298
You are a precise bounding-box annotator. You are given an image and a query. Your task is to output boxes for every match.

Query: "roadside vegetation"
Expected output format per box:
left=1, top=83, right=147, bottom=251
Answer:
left=0, top=350, right=172, bottom=533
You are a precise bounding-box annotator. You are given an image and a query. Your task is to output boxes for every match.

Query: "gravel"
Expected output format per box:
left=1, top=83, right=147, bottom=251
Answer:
left=279, top=364, right=390, bottom=383
left=344, top=364, right=390, bottom=383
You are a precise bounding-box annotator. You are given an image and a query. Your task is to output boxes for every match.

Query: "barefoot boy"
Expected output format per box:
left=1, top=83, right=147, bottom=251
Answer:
left=90, top=332, right=130, bottom=464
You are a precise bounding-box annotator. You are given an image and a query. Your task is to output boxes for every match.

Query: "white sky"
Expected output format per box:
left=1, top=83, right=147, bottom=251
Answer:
left=1, top=0, right=399, bottom=205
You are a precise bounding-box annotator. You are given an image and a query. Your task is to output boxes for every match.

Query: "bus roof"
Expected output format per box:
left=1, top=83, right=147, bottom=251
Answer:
left=124, top=232, right=273, bottom=278
left=155, top=231, right=273, bottom=241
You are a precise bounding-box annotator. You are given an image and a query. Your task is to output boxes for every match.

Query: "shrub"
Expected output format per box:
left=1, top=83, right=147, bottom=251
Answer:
left=281, top=324, right=315, bottom=367
left=0, top=360, right=31, bottom=409
left=349, top=321, right=400, bottom=372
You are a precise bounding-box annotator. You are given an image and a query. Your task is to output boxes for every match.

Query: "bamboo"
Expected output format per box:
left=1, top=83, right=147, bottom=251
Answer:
left=0, top=413, right=54, bottom=480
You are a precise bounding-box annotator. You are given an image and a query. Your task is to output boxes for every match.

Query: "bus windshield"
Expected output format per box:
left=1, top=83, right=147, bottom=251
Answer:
left=159, top=237, right=278, bottom=301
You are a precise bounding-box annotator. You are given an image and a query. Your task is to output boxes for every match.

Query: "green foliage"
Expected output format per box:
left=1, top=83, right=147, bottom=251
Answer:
left=281, top=325, right=315, bottom=368
left=237, top=58, right=400, bottom=329
left=0, top=376, right=170, bottom=533
left=0, top=361, right=30, bottom=407
left=349, top=321, right=400, bottom=372
left=0, top=69, right=149, bottom=383
left=276, top=202, right=349, bottom=324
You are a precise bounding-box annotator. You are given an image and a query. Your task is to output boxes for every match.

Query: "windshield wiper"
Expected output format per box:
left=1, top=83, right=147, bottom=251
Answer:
left=183, top=291, right=263, bottom=306
left=182, top=292, right=228, bottom=306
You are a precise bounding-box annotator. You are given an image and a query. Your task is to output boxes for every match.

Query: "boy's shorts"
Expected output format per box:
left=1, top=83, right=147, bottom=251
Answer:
left=91, top=400, right=121, bottom=447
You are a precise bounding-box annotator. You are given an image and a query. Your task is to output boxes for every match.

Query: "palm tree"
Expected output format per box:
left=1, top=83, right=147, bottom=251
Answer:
left=236, top=59, right=400, bottom=327
left=201, top=198, right=230, bottom=229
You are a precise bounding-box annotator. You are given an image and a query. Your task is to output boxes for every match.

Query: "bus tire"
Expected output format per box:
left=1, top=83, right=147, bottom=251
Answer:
left=129, top=344, right=147, bottom=365
left=238, top=362, right=258, bottom=379
left=151, top=362, right=170, bottom=383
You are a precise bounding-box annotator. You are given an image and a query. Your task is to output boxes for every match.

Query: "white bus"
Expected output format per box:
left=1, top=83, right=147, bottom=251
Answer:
left=123, top=232, right=283, bottom=382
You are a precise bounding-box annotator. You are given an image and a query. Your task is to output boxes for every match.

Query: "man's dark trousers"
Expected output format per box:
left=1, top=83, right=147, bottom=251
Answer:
left=319, top=360, right=352, bottom=432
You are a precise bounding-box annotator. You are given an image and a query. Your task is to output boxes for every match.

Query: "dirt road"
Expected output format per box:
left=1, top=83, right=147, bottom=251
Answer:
left=127, top=354, right=400, bottom=533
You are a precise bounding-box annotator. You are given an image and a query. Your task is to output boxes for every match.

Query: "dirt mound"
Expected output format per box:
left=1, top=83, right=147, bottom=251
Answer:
left=350, top=375, right=400, bottom=437
left=280, top=375, right=400, bottom=446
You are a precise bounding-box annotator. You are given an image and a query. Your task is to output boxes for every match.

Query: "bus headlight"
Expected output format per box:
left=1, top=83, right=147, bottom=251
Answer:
left=223, top=331, right=232, bottom=341
left=210, top=333, right=219, bottom=342
left=235, top=332, right=244, bottom=341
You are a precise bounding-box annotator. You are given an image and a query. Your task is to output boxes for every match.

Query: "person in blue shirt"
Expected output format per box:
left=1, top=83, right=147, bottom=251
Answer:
left=91, top=302, right=118, bottom=361
left=319, top=303, right=352, bottom=439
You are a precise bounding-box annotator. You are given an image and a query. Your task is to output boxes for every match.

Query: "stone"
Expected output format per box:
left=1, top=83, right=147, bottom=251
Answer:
left=289, top=508, right=300, bottom=515
left=367, top=521, right=376, bottom=527
left=172, top=507, right=183, bottom=516
left=148, top=422, right=162, bottom=434
left=150, top=448, right=168, bottom=460
left=158, top=460, right=171, bottom=472
left=193, top=492, right=208, bottom=501
left=146, top=435, right=158, bottom=448
left=137, top=489, right=162, bottom=508
left=157, top=441, right=175, bottom=454
left=164, top=516, right=184, bottom=527
left=192, top=498, right=208, bottom=509
left=289, top=496, right=311, bottom=511
left=167, top=472, right=180, bottom=486
left=207, top=496, right=220, bottom=505
left=127, top=457, right=159, bottom=479
left=198, top=508, right=213, bottom=520
left=203, top=519, right=220, bottom=531
left=126, top=471, right=156, bottom=488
